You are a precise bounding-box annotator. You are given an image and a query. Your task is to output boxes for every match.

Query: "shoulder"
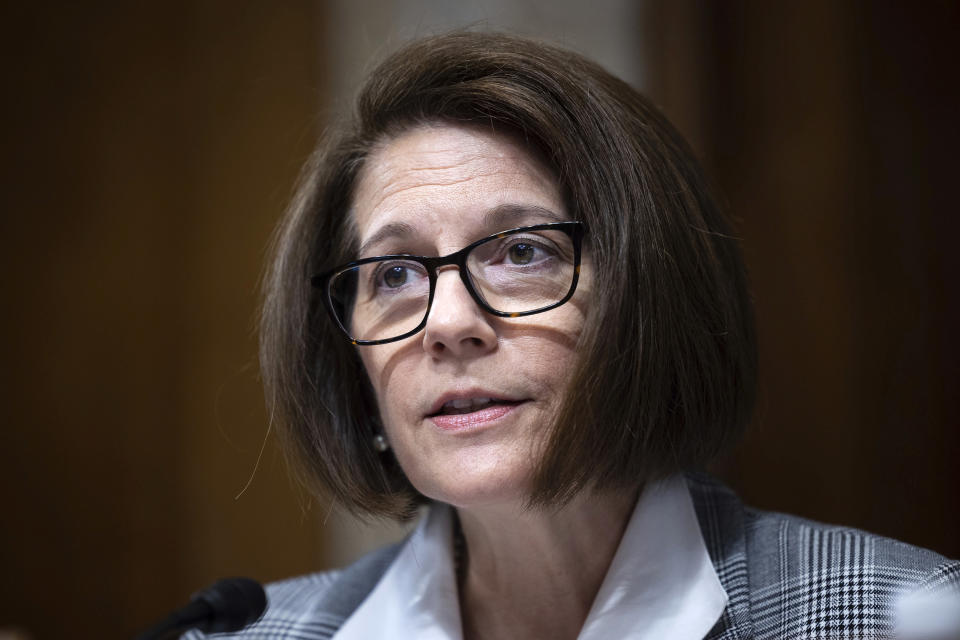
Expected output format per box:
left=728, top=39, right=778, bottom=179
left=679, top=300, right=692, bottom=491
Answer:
left=745, top=507, right=960, bottom=639
left=745, top=505, right=959, bottom=637
left=685, top=473, right=960, bottom=639
left=743, top=503, right=954, bottom=586
left=182, top=542, right=402, bottom=640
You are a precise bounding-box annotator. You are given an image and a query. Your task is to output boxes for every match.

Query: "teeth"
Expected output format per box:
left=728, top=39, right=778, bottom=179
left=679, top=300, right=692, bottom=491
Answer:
left=442, top=398, right=494, bottom=413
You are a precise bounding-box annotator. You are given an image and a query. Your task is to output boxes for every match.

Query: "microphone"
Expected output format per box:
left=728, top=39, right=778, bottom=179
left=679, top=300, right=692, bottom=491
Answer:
left=136, top=577, right=267, bottom=640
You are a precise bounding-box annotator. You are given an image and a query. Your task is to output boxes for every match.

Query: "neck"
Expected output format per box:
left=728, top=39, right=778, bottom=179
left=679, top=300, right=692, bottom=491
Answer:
left=455, top=487, right=638, bottom=640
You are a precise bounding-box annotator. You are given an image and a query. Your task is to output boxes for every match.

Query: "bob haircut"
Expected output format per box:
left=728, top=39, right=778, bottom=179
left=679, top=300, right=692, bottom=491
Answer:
left=260, top=31, right=757, bottom=520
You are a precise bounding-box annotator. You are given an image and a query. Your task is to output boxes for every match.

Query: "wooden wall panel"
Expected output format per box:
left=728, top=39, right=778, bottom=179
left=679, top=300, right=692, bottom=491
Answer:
left=0, top=4, right=325, bottom=637
left=641, top=1, right=959, bottom=557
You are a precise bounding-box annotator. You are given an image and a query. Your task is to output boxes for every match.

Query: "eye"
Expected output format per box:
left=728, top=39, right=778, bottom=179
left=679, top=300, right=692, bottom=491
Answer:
left=381, top=265, right=408, bottom=288
left=508, top=242, right=537, bottom=265
left=369, top=260, right=428, bottom=294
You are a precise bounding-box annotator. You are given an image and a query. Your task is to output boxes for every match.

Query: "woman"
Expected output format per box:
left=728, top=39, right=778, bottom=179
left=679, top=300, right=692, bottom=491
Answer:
left=193, top=32, right=959, bottom=639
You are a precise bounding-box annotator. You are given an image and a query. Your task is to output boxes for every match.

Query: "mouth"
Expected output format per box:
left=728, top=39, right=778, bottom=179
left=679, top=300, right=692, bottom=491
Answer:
left=426, top=395, right=527, bottom=431
left=427, top=397, right=524, bottom=417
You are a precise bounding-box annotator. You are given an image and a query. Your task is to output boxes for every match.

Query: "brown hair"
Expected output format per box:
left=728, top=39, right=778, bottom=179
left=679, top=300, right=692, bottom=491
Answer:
left=260, top=31, right=756, bottom=519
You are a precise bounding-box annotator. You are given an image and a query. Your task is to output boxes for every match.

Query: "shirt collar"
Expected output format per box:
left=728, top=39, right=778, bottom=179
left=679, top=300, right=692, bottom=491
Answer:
left=578, top=474, right=729, bottom=640
left=335, top=475, right=727, bottom=640
left=334, top=504, right=462, bottom=639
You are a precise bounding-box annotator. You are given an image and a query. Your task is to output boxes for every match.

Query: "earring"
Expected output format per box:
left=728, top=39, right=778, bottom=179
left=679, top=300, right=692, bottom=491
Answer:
left=373, top=434, right=390, bottom=452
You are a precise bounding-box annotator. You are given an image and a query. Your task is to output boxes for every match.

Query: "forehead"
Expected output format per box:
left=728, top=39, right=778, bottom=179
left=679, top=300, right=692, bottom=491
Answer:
left=351, top=124, right=564, bottom=254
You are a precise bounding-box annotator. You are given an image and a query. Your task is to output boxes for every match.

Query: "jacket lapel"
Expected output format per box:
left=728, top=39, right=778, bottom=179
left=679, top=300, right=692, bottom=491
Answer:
left=314, top=542, right=403, bottom=634
left=686, top=473, right=754, bottom=640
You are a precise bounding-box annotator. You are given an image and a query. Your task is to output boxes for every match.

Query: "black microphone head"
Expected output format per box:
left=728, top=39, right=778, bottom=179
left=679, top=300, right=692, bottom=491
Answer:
left=191, top=577, right=267, bottom=633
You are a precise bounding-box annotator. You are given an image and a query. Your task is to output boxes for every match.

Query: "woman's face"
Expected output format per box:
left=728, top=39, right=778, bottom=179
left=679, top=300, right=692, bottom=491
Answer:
left=351, top=123, right=591, bottom=509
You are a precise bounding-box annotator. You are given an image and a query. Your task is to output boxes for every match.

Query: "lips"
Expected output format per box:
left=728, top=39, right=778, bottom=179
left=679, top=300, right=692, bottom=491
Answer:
left=426, top=391, right=525, bottom=418
left=437, top=397, right=499, bottom=415
left=430, top=404, right=525, bottom=434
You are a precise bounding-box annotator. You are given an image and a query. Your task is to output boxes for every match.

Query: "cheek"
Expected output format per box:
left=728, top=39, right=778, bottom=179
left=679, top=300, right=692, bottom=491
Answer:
left=358, top=346, right=416, bottom=426
left=357, top=349, right=391, bottom=417
left=512, top=336, right=579, bottom=396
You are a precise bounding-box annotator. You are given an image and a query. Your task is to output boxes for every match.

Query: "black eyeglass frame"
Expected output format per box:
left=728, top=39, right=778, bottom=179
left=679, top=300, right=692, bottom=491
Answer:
left=311, top=221, right=585, bottom=346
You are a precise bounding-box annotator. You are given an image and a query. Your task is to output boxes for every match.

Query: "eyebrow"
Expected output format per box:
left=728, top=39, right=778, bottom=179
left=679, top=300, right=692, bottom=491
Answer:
left=484, top=204, right=565, bottom=228
left=357, top=204, right=565, bottom=257
left=357, top=221, right=417, bottom=258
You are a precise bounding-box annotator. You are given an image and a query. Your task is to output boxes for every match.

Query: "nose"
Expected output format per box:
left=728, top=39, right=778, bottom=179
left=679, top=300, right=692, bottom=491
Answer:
left=422, top=268, right=497, bottom=358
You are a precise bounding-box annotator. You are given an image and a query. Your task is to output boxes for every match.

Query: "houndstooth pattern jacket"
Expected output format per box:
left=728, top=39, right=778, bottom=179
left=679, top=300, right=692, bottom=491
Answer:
left=184, top=474, right=960, bottom=639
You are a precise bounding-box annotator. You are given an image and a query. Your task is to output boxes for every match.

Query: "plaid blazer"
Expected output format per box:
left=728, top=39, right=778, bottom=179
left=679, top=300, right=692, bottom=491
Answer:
left=185, top=474, right=960, bottom=639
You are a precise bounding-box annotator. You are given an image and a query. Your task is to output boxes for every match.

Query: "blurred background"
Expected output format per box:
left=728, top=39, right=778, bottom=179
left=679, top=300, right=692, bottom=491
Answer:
left=1, top=1, right=957, bottom=637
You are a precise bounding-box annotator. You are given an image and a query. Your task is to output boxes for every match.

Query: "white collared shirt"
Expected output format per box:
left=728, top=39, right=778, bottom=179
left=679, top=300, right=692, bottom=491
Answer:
left=334, top=475, right=728, bottom=639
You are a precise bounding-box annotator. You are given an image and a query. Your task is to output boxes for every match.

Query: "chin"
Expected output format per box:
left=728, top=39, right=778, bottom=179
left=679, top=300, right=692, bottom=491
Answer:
left=407, top=461, right=534, bottom=511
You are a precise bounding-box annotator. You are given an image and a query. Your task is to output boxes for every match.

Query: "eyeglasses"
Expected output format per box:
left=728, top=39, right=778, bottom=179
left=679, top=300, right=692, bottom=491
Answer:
left=312, top=221, right=585, bottom=345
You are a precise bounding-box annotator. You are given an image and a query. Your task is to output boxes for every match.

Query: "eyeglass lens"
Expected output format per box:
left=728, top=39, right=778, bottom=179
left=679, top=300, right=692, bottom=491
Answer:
left=328, top=227, right=577, bottom=343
